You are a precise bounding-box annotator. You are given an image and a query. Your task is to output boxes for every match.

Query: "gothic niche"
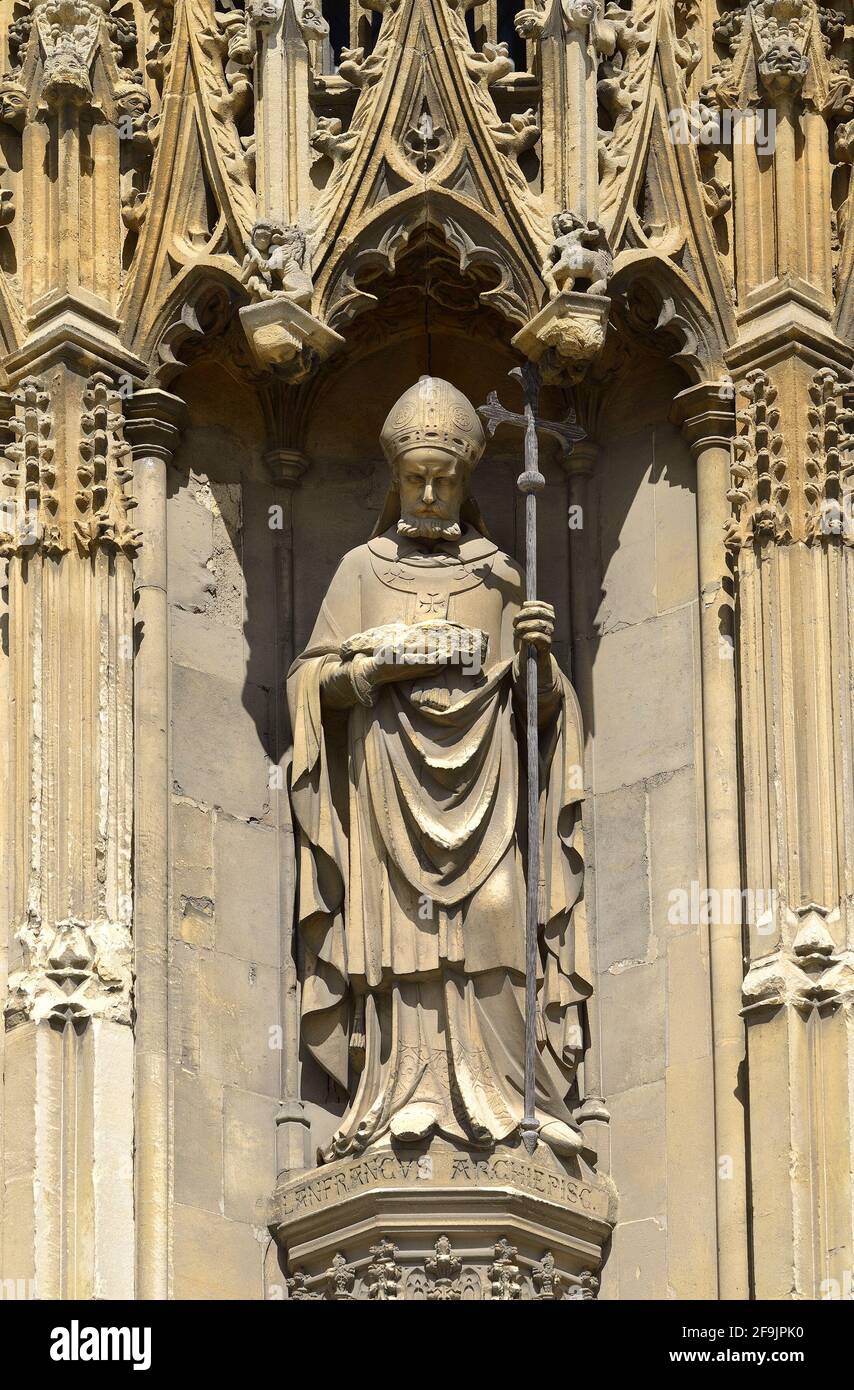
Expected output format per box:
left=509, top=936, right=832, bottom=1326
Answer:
left=325, top=222, right=526, bottom=355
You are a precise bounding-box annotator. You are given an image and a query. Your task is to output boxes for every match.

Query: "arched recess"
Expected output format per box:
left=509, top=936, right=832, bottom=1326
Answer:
left=135, top=258, right=250, bottom=388
left=314, top=190, right=546, bottom=343
left=609, top=250, right=730, bottom=387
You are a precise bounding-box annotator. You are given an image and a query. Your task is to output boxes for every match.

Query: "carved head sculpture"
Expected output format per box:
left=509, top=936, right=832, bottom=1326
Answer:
left=374, top=377, right=488, bottom=539
left=250, top=219, right=279, bottom=253
left=562, top=0, right=596, bottom=31
left=247, top=0, right=284, bottom=31
left=275, top=223, right=307, bottom=267
left=115, top=77, right=151, bottom=125
left=552, top=209, right=584, bottom=238
left=757, top=36, right=808, bottom=92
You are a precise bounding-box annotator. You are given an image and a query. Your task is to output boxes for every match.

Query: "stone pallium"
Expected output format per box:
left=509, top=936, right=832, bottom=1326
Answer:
left=0, top=0, right=852, bottom=1303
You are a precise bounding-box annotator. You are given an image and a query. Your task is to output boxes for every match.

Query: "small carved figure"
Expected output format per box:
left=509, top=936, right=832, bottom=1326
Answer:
left=338, top=44, right=384, bottom=89
left=116, top=80, right=154, bottom=236
left=297, top=0, right=329, bottom=44
left=241, top=221, right=313, bottom=308
left=489, top=108, right=540, bottom=159
left=561, top=0, right=596, bottom=32
left=541, top=211, right=612, bottom=298
left=246, top=0, right=284, bottom=31
left=515, top=5, right=547, bottom=40
left=465, top=40, right=514, bottom=85
left=218, top=9, right=254, bottom=119
left=310, top=115, right=359, bottom=168
left=116, top=79, right=153, bottom=150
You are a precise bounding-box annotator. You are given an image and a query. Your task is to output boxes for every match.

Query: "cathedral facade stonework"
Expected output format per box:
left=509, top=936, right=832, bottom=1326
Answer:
left=0, top=0, right=853, bottom=1303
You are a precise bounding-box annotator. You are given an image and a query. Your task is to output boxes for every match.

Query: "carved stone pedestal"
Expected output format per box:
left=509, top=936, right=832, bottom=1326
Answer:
left=512, top=292, right=611, bottom=383
left=239, top=297, right=344, bottom=371
left=270, top=1143, right=616, bottom=1301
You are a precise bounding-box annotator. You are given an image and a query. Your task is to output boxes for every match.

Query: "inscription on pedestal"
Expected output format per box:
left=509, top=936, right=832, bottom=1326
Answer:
left=275, top=1148, right=611, bottom=1224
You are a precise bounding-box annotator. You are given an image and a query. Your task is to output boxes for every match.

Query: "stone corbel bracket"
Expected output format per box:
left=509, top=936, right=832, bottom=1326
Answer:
left=512, top=290, right=611, bottom=384
left=239, top=296, right=345, bottom=377
left=741, top=906, right=852, bottom=1019
left=5, top=913, right=133, bottom=1030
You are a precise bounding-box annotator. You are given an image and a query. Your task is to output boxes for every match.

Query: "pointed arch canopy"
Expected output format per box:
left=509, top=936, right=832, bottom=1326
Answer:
left=315, top=190, right=546, bottom=341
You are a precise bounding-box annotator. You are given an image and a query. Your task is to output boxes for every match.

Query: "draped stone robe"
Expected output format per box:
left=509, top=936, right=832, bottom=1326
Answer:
left=288, top=525, right=590, bottom=1161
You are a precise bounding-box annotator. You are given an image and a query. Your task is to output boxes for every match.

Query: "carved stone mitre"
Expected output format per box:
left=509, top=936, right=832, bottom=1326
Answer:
left=380, top=375, right=485, bottom=469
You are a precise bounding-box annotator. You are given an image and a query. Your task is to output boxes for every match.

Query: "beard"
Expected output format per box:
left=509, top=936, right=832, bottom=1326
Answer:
left=397, top=513, right=462, bottom=541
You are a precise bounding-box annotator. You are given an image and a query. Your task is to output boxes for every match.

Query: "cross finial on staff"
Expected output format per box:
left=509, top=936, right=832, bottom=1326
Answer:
left=479, top=361, right=587, bottom=495
left=477, top=362, right=586, bottom=1156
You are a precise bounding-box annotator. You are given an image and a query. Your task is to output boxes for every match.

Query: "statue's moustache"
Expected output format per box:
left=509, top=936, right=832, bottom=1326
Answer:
left=397, top=515, right=462, bottom=541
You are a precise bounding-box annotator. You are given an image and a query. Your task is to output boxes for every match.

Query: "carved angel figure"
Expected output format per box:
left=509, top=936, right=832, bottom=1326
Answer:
left=241, top=221, right=313, bottom=307
left=541, top=211, right=612, bottom=298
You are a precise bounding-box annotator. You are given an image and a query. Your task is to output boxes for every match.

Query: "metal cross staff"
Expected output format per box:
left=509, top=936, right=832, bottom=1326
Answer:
left=478, top=362, right=585, bottom=1155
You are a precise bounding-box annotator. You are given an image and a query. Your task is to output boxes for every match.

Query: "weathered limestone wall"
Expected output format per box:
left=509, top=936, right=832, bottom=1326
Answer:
left=166, top=365, right=284, bottom=1299
left=584, top=360, right=716, bottom=1299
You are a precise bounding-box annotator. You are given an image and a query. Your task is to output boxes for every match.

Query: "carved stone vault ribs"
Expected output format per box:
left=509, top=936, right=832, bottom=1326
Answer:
left=1, top=0, right=854, bottom=1306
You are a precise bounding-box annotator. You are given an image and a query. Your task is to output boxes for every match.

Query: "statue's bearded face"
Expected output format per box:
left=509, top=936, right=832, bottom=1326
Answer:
left=395, top=448, right=468, bottom=540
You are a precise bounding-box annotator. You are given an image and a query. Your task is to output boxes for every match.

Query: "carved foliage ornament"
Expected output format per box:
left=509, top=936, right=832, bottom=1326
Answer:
left=805, top=367, right=854, bottom=543
left=1, top=374, right=140, bottom=557
left=77, top=373, right=141, bottom=555
left=596, top=0, right=656, bottom=213
left=726, top=369, right=790, bottom=550
left=0, top=376, right=60, bottom=556
left=5, top=913, right=134, bottom=1028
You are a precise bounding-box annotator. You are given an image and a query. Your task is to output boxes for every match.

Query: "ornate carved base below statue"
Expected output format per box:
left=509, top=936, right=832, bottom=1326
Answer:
left=269, top=1142, right=616, bottom=1301
left=239, top=297, right=344, bottom=371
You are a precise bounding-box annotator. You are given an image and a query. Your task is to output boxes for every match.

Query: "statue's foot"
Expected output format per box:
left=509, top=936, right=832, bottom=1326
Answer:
left=390, top=1103, right=437, bottom=1143
left=538, top=1118, right=584, bottom=1157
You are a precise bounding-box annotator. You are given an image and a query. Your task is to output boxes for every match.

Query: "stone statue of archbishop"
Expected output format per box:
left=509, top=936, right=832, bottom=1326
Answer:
left=289, top=376, right=590, bottom=1164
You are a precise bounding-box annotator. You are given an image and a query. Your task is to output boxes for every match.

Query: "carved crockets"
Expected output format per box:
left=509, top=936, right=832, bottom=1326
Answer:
left=0, top=373, right=139, bottom=557
left=726, top=367, right=854, bottom=548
